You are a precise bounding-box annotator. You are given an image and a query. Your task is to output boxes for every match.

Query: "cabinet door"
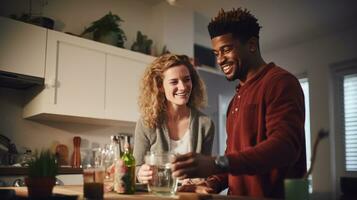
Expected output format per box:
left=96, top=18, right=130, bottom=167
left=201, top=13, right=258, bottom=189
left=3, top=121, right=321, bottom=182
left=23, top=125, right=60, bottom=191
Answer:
left=46, top=31, right=106, bottom=118
left=0, top=17, right=46, bottom=77
left=105, top=54, right=147, bottom=122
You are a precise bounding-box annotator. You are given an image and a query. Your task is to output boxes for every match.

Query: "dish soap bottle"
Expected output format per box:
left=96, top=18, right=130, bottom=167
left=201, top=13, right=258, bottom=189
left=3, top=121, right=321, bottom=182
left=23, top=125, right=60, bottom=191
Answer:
left=114, top=135, right=135, bottom=194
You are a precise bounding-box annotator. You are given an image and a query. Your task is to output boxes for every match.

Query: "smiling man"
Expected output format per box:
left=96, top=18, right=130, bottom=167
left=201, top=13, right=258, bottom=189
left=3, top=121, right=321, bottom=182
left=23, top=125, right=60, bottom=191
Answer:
left=172, top=8, right=306, bottom=198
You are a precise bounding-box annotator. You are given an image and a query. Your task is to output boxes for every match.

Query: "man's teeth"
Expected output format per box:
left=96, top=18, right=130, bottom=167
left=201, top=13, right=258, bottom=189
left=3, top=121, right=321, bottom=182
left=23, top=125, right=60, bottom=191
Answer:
left=222, top=65, right=232, bottom=73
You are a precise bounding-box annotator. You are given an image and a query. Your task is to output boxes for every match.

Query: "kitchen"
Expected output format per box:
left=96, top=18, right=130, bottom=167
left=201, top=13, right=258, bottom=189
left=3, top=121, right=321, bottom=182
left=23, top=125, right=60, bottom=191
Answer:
left=1, top=0, right=357, bottom=199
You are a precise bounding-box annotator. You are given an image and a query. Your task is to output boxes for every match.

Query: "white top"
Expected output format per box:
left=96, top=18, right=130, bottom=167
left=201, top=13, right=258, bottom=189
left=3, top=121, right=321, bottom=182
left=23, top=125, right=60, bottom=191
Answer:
left=170, top=129, right=192, bottom=155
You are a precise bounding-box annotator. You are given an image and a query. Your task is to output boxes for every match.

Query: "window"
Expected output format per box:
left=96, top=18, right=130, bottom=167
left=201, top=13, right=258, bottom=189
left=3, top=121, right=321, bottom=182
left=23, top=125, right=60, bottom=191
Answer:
left=194, top=44, right=216, bottom=68
left=299, top=78, right=312, bottom=172
left=331, top=60, right=357, bottom=195
left=343, top=74, right=357, bottom=171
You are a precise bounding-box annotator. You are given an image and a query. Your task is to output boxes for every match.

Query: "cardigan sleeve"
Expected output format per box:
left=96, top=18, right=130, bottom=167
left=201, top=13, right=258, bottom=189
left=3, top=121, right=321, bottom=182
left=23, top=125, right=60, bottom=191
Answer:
left=133, top=117, right=151, bottom=178
left=201, top=118, right=215, bottom=155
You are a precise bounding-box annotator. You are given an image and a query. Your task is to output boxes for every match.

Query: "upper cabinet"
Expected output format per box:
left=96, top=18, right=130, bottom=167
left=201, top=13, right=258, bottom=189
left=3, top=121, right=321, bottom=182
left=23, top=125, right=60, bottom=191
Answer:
left=105, top=54, right=147, bottom=122
left=0, top=17, right=47, bottom=77
left=43, top=30, right=106, bottom=119
left=22, top=26, right=154, bottom=124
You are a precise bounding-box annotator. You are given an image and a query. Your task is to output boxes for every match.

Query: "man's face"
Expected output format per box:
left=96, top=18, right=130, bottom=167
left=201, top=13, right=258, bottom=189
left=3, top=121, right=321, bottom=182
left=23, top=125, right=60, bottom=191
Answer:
left=211, top=33, right=248, bottom=81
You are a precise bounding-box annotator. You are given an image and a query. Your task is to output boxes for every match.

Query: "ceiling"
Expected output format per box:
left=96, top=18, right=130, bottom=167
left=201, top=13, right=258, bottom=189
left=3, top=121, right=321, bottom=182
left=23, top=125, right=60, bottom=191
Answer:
left=143, top=0, right=357, bottom=53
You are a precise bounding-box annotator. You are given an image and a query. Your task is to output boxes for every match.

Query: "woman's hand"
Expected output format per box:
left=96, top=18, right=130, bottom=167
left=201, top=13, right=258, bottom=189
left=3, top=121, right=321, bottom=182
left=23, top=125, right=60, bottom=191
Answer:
left=137, top=164, right=153, bottom=184
left=178, top=180, right=215, bottom=194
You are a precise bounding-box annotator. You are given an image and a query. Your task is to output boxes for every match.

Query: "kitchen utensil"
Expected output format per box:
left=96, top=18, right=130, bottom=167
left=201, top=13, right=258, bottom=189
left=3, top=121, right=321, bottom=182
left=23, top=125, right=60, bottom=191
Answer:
left=71, top=136, right=81, bottom=168
left=56, top=144, right=69, bottom=166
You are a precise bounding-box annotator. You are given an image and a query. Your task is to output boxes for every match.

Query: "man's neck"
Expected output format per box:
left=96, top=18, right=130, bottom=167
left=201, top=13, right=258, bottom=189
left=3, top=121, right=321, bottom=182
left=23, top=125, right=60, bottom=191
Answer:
left=240, top=58, right=266, bottom=85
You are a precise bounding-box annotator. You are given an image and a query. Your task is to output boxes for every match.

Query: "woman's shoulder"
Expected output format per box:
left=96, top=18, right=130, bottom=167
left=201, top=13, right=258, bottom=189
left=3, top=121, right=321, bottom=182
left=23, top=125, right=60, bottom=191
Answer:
left=136, top=117, right=158, bottom=133
left=191, top=108, right=213, bottom=126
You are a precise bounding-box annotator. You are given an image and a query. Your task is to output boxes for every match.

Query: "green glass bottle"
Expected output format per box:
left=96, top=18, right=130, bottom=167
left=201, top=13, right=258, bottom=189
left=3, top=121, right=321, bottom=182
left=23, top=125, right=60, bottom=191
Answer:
left=115, top=136, right=135, bottom=194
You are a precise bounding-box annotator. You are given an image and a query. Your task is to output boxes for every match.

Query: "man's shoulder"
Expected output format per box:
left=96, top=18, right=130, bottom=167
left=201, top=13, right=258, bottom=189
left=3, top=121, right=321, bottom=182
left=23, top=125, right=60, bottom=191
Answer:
left=267, top=63, right=294, bottom=77
left=264, top=63, right=299, bottom=83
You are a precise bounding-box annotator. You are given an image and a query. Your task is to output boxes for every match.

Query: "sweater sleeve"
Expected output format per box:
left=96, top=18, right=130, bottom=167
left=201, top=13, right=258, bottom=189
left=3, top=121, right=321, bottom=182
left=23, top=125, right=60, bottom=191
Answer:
left=201, top=119, right=215, bottom=156
left=226, top=74, right=306, bottom=175
left=133, top=118, right=151, bottom=178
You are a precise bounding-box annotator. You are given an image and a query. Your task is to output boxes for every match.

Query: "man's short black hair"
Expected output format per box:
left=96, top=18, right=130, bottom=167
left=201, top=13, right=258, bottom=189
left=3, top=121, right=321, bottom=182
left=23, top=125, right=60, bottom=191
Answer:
left=208, top=8, right=261, bottom=43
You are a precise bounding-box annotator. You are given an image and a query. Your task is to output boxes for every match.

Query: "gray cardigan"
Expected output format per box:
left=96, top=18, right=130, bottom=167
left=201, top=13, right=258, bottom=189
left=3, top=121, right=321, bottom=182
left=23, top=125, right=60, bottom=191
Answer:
left=133, top=108, right=215, bottom=176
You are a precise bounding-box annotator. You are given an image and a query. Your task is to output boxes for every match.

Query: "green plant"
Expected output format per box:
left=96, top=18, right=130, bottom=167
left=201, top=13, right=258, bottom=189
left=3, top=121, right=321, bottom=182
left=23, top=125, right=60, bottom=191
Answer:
left=131, top=31, right=153, bottom=55
left=81, top=11, right=127, bottom=47
left=27, top=149, right=58, bottom=178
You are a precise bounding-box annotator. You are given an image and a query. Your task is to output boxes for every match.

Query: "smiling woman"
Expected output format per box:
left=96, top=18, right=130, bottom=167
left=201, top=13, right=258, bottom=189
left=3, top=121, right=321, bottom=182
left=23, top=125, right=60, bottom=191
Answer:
left=133, top=54, right=215, bottom=185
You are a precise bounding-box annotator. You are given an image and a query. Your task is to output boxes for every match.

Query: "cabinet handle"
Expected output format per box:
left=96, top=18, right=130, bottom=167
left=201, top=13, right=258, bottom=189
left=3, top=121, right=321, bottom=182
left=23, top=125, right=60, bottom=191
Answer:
left=45, top=78, right=58, bottom=88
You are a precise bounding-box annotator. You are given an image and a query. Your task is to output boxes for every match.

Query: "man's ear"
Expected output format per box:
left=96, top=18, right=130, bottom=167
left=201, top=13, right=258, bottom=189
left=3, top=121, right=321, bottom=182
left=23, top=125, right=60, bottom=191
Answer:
left=248, top=37, right=258, bottom=53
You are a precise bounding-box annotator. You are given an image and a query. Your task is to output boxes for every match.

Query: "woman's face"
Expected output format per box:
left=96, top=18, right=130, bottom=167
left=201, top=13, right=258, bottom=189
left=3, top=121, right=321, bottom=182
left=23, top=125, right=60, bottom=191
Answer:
left=162, top=64, right=192, bottom=108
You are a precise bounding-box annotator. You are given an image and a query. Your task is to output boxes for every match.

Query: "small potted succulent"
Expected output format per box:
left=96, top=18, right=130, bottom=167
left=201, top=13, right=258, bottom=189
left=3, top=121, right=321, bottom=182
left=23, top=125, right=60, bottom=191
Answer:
left=81, top=11, right=127, bottom=47
left=25, top=149, right=58, bottom=198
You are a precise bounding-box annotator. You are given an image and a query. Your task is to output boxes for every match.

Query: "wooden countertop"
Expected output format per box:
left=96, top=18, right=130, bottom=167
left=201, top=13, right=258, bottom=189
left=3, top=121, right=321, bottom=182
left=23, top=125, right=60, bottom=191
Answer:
left=0, top=185, right=277, bottom=200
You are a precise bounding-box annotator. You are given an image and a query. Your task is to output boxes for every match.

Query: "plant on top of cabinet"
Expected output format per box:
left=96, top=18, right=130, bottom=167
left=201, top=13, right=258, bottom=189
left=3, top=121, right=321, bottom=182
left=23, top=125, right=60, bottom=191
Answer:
left=8, top=0, right=54, bottom=29
left=131, top=31, right=153, bottom=55
left=81, top=11, right=127, bottom=48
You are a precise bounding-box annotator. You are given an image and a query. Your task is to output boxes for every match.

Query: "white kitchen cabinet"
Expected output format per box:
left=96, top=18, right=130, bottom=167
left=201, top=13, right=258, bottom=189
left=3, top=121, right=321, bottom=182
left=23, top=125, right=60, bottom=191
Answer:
left=105, top=54, right=150, bottom=122
left=24, top=29, right=154, bottom=124
left=24, top=30, right=106, bottom=120
left=0, top=17, right=47, bottom=77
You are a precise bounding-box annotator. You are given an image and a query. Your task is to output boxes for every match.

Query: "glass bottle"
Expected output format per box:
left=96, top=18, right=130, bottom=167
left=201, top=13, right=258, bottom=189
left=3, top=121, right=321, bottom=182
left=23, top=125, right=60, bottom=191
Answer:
left=114, top=136, right=135, bottom=194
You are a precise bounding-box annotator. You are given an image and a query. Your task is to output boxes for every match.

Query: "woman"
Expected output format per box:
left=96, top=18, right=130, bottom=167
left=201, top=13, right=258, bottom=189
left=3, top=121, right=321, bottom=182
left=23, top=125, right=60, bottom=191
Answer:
left=134, top=54, right=215, bottom=183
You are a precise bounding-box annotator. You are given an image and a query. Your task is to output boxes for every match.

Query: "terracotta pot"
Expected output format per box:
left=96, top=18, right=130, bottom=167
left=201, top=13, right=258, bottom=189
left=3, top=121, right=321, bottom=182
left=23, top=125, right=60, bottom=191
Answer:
left=25, top=177, right=56, bottom=198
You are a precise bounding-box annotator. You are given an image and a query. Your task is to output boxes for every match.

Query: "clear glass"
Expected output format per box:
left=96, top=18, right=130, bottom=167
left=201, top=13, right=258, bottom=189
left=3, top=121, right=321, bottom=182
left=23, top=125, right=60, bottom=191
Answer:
left=145, top=152, right=178, bottom=196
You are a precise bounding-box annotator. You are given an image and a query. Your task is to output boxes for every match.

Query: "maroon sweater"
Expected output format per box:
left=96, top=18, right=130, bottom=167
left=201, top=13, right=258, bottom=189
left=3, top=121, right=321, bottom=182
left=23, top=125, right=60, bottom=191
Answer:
left=208, top=63, right=306, bottom=198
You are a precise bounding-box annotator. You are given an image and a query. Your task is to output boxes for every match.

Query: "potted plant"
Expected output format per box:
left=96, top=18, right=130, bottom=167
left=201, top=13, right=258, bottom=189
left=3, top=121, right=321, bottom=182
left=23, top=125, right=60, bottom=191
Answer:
left=25, top=149, right=58, bottom=198
left=81, top=11, right=127, bottom=47
left=9, top=0, right=55, bottom=29
left=131, top=31, right=153, bottom=55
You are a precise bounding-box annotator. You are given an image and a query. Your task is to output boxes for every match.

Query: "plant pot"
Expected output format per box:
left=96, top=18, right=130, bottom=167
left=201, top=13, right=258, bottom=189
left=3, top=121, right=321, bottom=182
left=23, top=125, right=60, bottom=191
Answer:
left=25, top=177, right=56, bottom=198
left=30, top=17, right=55, bottom=29
left=97, top=32, right=118, bottom=46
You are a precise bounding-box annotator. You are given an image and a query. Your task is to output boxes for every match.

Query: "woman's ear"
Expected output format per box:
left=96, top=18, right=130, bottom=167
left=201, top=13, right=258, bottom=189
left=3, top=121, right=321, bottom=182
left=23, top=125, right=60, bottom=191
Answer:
left=159, top=85, right=164, bottom=93
left=157, top=81, right=164, bottom=93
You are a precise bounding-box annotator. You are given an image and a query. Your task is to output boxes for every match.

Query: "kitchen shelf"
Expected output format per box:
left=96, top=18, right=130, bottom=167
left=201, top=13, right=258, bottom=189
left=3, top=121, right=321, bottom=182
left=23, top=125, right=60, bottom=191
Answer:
left=0, top=167, right=83, bottom=176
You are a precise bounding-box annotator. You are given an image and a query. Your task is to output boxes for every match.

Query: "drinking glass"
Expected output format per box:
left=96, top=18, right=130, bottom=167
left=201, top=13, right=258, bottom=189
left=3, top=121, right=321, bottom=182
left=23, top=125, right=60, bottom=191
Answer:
left=83, top=165, right=105, bottom=200
left=145, top=152, right=178, bottom=196
left=95, top=144, right=115, bottom=192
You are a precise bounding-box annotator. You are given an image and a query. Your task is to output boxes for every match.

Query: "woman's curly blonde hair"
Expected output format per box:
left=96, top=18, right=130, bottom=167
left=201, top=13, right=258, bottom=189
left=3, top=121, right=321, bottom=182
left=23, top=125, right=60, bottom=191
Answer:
left=139, top=54, right=207, bottom=129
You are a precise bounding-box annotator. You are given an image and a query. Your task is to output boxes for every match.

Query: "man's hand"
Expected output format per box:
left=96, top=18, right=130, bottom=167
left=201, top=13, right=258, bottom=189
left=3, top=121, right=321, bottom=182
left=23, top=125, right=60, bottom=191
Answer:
left=171, top=152, right=216, bottom=179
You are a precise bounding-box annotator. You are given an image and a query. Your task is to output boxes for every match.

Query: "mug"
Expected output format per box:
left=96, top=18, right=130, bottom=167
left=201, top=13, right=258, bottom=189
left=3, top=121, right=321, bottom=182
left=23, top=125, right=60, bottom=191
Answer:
left=284, top=178, right=309, bottom=200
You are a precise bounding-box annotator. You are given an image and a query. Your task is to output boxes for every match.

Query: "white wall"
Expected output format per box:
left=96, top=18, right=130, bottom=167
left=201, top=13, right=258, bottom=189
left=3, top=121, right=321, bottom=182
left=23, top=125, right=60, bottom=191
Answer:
left=0, top=0, right=148, bottom=49
left=0, top=87, right=133, bottom=162
left=265, top=26, right=357, bottom=198
left=151, top=2, right=194, bottom=57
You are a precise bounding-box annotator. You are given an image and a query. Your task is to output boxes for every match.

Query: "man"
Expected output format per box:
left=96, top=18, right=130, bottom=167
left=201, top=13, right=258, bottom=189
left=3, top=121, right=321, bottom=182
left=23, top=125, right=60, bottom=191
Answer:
left=171, top=8, right=306, bottom=198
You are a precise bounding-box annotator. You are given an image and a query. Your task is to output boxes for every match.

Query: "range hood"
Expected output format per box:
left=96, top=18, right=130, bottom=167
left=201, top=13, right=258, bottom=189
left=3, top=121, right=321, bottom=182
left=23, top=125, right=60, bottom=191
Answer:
left=0, top=70, right=44, bottom=90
